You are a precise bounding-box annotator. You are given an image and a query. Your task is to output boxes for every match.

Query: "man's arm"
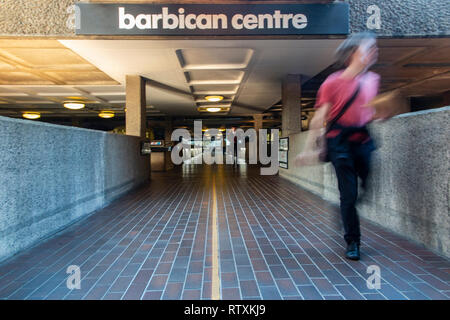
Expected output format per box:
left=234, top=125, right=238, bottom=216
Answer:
left=294, top=103, right=331, bottom=166
left=303, top=102, right=331, bottom=149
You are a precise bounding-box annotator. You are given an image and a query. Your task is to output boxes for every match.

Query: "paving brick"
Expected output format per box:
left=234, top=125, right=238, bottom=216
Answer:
left=240, top=280, right=260, bottom=298
left=259, top=286, right=282, bottom=300
left=0, top=165, right=448, bottom=301
left=411, top=283, right=449, bottom=300
left=275, top=279, right=299, bottom=297
left=147, top=275, right=168, bottom=291
left=335, top=285, right=365, bottom=300
left=221, top=272, right=239, bottom=289
left=297, top=285, right=323, bottom=300
left=182, top=289, right=201, bottom=300
left=418, top=274, right=450, bottom=291
left=311, top=278, right=339, bottom=296
left=222, top=287, right=241, bottom=300
left=142, top=291, right=163, bottom=300
left=255, top=271, right=275, bottom=287
left=162, top=282, right=183, bottom=300
left=109, top=276, right=133, bottom=293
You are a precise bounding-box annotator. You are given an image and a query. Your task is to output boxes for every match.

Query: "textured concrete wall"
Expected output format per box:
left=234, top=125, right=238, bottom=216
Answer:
left=0, top=0, right=448, bottom=37
left=0, top=116, right=150, bottom=262
left=348, top=0, right=450, bottom=36
left=280, top=106, right=450, bottom=258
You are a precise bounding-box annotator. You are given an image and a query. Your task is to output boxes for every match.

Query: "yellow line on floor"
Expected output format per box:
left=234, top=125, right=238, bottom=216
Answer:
left=211, top=174, right=220, bottom=300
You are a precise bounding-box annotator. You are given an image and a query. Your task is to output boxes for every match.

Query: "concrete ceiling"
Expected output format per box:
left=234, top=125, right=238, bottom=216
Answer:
left=0, top=37, right=448, bottom=123
left=58, top=39, right=342, bottom=116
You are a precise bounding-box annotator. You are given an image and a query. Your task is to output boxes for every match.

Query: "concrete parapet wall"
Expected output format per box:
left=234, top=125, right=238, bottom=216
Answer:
left=280, top=106, right=450, bottom=258
left=0, top=116, right=150, bottom=262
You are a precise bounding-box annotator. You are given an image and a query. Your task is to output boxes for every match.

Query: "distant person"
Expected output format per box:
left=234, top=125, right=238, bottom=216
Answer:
left=231, top=126, right=239, bottom=166
left=295, top=32, right=382, bottom=261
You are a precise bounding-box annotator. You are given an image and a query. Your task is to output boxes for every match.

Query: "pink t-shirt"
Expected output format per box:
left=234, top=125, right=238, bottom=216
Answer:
left=315, top=70, right=380, bottom=141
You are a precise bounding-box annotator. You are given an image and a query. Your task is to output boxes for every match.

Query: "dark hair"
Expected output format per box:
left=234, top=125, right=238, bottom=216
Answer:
left=335, top=32, right=377, bottom=67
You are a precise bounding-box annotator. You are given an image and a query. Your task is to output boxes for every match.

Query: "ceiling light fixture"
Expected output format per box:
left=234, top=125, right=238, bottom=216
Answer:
left=63, top=101, right=85, bottom=110
left=206, top=107, right=222, bottom=113
left=98, top=111, right=115, bottom=119
left=22, top=112, right=41, bottom=120
left=205, top=95, right=224, bottom=102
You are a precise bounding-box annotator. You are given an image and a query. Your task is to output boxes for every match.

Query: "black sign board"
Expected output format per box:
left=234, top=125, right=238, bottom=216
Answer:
left=279, top=137, right=289, bottom=169
left=75, top=3, right=349, bottom=36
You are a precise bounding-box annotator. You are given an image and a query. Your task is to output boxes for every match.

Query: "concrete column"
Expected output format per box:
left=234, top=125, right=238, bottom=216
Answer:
left=281, top=74, right=302, bottom=137
left=253, top=114, right=263, bottom=132
left=125, top=75, right=146, bottom=137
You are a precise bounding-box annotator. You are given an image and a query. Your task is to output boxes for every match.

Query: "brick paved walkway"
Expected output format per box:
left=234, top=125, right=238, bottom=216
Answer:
left=0, top=165, right=449, bottom=300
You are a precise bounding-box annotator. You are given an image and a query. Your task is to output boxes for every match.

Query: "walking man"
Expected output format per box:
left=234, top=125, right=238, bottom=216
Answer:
left=296, top=32, right=380, bottom=260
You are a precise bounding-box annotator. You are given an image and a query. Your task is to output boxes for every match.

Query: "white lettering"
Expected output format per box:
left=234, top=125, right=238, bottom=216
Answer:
left=231, top=14, right=244, bottom=30
left=66, top=265, right=81, bottom=289
left=117, top=7, right=312, bottom=31
left=273, top=10, right=282, bottom=28
left=292, top=14, right=308, bottom=29
left=212, top=14, right=227, bottom=29
left=119, top=7, right=135, bottom=29
left=135, top=14, right=151, bottom=29
left=282, top=14, right=293, bottom=28
left=258, top=14, right=273, bottom=29
left=162, top=7, right=178, bottom=29
left=152, top=14, right=162, bottom=29
left=366, top=265, right=381, bottom=289
left=185, top=14, right=197, bottom=29
left=367, top=5, right=381, bottom=30
left=178, top=8, right=185, bottom=29
left=243, top=14, right=258, bottom=29
left=197, top=14, right=212, bottom=29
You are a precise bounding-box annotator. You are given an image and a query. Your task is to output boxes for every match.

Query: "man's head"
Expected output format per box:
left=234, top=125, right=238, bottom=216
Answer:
left=335, top=32, right=378, bottom=69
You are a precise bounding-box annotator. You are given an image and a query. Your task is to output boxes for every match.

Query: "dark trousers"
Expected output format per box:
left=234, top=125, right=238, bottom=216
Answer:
left=327, top=128, right=375, bottom=246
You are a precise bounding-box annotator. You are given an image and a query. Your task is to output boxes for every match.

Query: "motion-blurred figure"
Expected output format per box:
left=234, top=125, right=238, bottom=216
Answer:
left=296, top=32, right=382, bottom=261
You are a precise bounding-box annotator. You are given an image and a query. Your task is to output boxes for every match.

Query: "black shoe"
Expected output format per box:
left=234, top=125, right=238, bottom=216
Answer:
left=345, top=242, right=360, bottom=261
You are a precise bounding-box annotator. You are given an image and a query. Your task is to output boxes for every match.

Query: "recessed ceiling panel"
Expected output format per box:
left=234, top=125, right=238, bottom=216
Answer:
left=192, top=84, right=239, bottom=95
left=2, top=48, right=92, bottom=68
left=187, top=70, right=244, bottom=84
left=0, top=72, right=54, bottom=85
left=13, top=86, right=80, bottom=96
left=77, top=85, right=125, bottom=95
left=178, top=48, right=253, bottom=70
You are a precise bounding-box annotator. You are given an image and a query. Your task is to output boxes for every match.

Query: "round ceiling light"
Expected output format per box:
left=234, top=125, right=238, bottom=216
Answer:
left=205, top=95, right=224, bottom=102
left=63, top=101, right=85, bottom=110
left=206, top=107, right=222, bottom=113
left=98, top=111, right=115, bottom=119
left=22, top=112, right=41, bottom=120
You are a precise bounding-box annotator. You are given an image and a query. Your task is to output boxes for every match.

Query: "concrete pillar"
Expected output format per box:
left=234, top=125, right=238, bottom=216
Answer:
left=281, top=74, right=302, bottom=137
left=125, top=75, right=146, bottom=137
left=253, top=114, right=263, bottom=132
